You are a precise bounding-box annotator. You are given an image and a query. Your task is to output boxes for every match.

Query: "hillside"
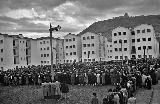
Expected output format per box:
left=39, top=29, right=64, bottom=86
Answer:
left=78, top=14, right=160, bottom=41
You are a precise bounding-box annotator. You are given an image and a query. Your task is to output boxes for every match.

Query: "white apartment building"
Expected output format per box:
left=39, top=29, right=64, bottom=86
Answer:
left=64, top=33, right=81, bottom=63
left=112, top=27, right=132, bottom=60
left=37, top=37, right=64, bottom=65
left=81, top=32, right=109, bottom=62
left=111, top=24, right=160, bottom=60
left=105, top=40, right=113, bottom=61
left=133, top=24, right=159, bottom=59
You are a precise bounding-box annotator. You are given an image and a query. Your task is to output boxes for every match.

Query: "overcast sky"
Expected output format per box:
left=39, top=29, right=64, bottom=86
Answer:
left=0, top=0, right=160, bottom=38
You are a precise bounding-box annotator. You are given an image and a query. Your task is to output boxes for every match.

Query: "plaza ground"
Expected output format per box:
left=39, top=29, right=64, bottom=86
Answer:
left=0, top=83, right=159, bottom=104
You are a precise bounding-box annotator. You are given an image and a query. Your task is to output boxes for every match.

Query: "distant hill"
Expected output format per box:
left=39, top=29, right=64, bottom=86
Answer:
left=78, top=13, right=160, bottom=41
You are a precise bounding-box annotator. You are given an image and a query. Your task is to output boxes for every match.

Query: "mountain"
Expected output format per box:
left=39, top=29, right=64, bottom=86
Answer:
left=78, top=13, right=160, bottom=41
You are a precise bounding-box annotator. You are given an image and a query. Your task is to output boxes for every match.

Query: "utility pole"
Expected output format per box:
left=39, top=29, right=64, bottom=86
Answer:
left=49, top=23, right=61, bottom=81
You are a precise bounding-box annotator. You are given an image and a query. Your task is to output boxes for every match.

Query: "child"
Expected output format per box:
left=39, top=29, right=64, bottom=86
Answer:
left=91, top=93, right=99, bottom=104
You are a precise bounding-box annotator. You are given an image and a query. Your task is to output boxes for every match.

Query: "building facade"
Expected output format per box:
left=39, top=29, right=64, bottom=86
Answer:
left=81, top=32, right=110, bottom=62
left=111, top=24, right=160, bottom=60
left=64, top=33, right=82, bottom=63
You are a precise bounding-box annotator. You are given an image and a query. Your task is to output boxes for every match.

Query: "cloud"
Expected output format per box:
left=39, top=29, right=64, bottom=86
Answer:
left=0, top=0, right=160, bottom=38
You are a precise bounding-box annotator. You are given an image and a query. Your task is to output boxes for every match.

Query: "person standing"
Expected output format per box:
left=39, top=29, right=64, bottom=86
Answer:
left=127, top=94, right=136, bottom=104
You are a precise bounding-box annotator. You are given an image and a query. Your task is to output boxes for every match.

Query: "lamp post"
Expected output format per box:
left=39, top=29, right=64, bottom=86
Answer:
left=53, top=47, right=57, bottom=68
left=49, top=23, right=61, bottom=81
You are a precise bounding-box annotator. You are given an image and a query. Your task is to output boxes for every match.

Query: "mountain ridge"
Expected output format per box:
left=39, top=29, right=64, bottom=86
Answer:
left=78, top=14, right=160, bottom=41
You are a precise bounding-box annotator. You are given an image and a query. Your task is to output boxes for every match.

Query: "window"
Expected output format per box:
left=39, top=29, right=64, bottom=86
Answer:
left=83, top=37, right=86, bottom=40
left=132, top=39, right=135, bottom=43
left=44, top=61, right=46, bottom=63
left=69, top=39, right=72, bottom=41
left=70, top=45, right=72, bottom=48
left=142, top=38, right=146, bottom=41
left=110, top=45, right=112, bottom=47
left=41, top=54, right=43, bottom=57
left=137, top=30, right=140, bottom=34
left=120, top=56, right=123, bottom=59
left=137, top=39, right=140, bottom=42
left=1, top=49, right=3, bottom=53
left=73, top=52, right=76, bottom=55
left=43, top=41, right=45, bottom=44
left=92, top=51, right=95, bottom=54
left=148, top=38, right=151, bottom=41
left=87, top=44, right=90, bottom=47
left=73, top=38, right=75, bottom=41
left=21, top=57, right=23, bottom=60
left=40, top=48, right=42, bottom=51
left=147, top=29, right=151, bottom=32
left=115, top=48, right=118, bottom=51
left=92, top=43, right=94, bottom=47
left=123, top=32, right=126, bottom=35
left=119, top=39, right=122, bottom=43
left=142, top=29, right=145, bottom=33
left=114, top=33, right=117, bottom=36
left=87, top=36, right=90, bottom=40
left=0, top=40, right=3, bottom=43
left=84, top=52, right=86, bottom=54
left=84, top=59, right=87, bottom=62
left=118, top=32, right=121, bottom=35
left=40, top=42, right=42, bottom=44
left=47, top=41, right=49, bottom=43
left=47, top=47, right=49, bottom=50
left=1, top=58, right=3, bottom=62
left=125, top=56, right=128, bottom=59
left=41, top=61, right=43, bottom=64
left=119, top=48, right=122, bottom=51
left=124, top=40, right=127, bottom=43
left=20, top=41, right=21, bottom=43
left=91, top=36, right=94, bottom=39
left=124, top=48, right=127, bottom=51
left=138, top=47, right=141, bottom=50
left=44, top=48, right=46, bottom=50
left=110, top=50, right=112, bottom=52
left=44, top=54, right=46, bottom=57
left=138, top=55, right=141, bottom=58
left=114, top=41, right=117, bottom=44
left=66, top=46, right=68, bottom=49
left=92, top=59, right=95, bottom=61
left=70, top=52, right=72, bottom=55
left=110, top=56, right=112, bottom=58
left=148, top=46, right=152, bottom=49
left=131, top=31, right=135, bottom=35
left=143, top=46, right=146, bottom=49
left=66, top=53, right=68, bottom=56
left=115, top=56, right=118, bottom=59
left=73, top=45, right=75, bottom=48
left=47, top=54, right=49, bottom=57
left=108, top=50, right=110, bottom=52
left=88, top=59, right=91, bottom=61
left=66, top=39, right=68, bottom=42
left=83, top=44, right=86, bottom=47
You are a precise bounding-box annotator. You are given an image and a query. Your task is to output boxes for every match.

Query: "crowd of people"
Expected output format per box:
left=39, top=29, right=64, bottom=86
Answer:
left=0, top=58, right=160, bottom=104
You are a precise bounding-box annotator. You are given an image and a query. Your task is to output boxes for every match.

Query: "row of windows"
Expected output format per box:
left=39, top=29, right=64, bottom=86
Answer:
left=114, top=32, right=126, bottom=36
left=137, top=46, right=152, bottom=50
left=115, top=56, right=128, bottom=59
left=107, top=45, right=112, bottom=47
left=66, top=38, right=75, bottom=42
left=41, top=54, right=49, bottom=57
left=41, top=61, right=50, bottom=64
left=66, top=45, right=76, bottom=49
left=134, top=38, right=151, bottom=42
left=83, top=36, right=94, bottom=40
left=40, top=47, right=50, bottom=51
left=84, top=51, right=95, bottom=55
left=40, top=41, right=49, bottom=44
left=65, top=60, right=75, bottom=63
left=84, top=59, right=95, bottom=62
left=115, top=48, right=128, bottom=51
left=83, top=43, right=94, bottom=47
left=19, top=40, right=25, bottom=43
left=108, top=56, right=112, bottom=58
left=108, top=50, right=112, bottom=53
left=137, top=29, right=151, bottom=34
left=66, top=52, right=77, bottom=56
left=132, top=55, right=152, bottom=58
left=114, top=40, right=127, bottom=44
